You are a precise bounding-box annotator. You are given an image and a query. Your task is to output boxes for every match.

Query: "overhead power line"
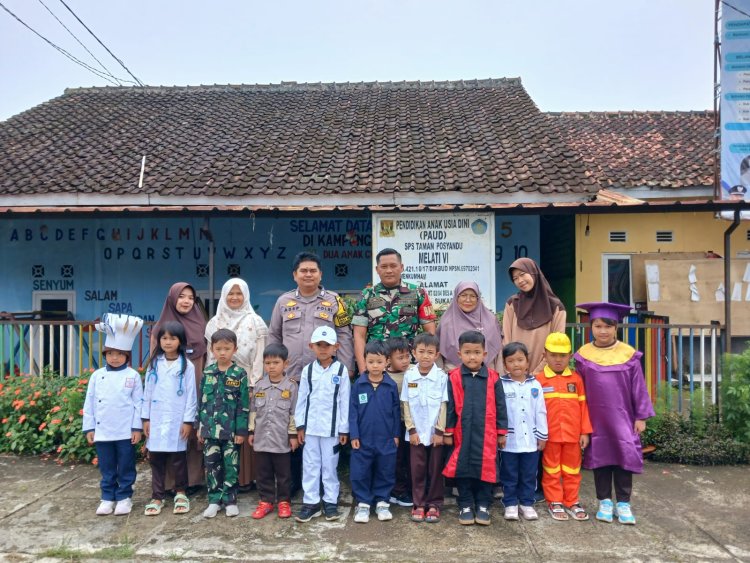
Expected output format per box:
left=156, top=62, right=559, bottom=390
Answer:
left=36, top=0, right=129, bottom=86
left=56, top=0, right=144, bottom=87
left=0, top=0, right=134, bottom=86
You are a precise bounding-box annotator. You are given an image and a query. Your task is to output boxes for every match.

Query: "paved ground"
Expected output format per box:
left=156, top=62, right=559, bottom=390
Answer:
left=0, top=455, right=748, bottom=562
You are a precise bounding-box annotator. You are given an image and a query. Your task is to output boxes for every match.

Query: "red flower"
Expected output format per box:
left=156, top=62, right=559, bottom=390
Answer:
left=78, top=378, right=88, bottom=385
left=14, top=401, right=24, bottom=410
left=38, top=422, right=47, bottom=430
left=29, top=401, right=36, bottom=406
left=50, top=406, right=61, bottom=413
left=51, top=419, right=62, bottom=425
left=33, top=391, right=41, bottom=399
left=18, top=415, right=26, bottom=424
left=4, top=432, right=11, bottom=437
left=57, top=445, right=63, bottom=453
left=1, top=418, right=7, bottom=423
left=14, top=389, right=21, bottom=395
left=79, top=409, right=84, bottom=416
left=91, top=457, right=98, bottom=466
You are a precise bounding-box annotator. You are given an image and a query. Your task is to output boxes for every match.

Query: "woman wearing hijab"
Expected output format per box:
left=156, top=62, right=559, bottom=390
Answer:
left=205, top=278, right=268, bottom=490
left=437, top=281, right=503, bottom=372
left=151, top=282, right=208, bottom=489
left=503, top=258, right=566, bottom=375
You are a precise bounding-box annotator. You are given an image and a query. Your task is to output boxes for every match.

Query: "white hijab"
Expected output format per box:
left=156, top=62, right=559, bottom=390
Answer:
left=205, top=278, right=267, bottom=377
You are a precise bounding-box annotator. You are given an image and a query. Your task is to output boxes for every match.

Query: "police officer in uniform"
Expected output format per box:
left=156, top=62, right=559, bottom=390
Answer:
left=268, top=251, right=353, bottom=495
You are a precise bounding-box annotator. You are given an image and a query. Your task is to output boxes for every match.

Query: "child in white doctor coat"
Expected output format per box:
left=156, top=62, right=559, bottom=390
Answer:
left=82, top=314, right=145, bottom=516
left=142, top=321, right=198, bottom=515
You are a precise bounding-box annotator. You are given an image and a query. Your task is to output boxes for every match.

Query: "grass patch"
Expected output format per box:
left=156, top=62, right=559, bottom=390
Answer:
left=39, top=541, right=134, bottom=561
left=39, top=545, right=84, bottom=561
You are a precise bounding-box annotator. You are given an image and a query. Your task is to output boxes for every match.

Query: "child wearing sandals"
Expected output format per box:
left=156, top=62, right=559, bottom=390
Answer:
left=574, top=302, right=655, bottom=525
left=535, top=332, right=592, bottom=522
left=82, top=314, right=144, bottom=516
left=499, top=342, right=548, bottom=522
left=142, top=321, right=198, bottom=516
left=248, top=343, right=299, bottom=520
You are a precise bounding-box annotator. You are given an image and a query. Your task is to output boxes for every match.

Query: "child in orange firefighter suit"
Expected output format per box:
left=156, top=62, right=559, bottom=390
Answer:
left=535, top=332, right=592, bottom=521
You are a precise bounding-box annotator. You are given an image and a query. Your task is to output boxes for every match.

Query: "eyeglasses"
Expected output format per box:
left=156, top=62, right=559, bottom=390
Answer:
left=458, top=292, right=478, bottom=301
left=512, top=272, right=532, bottom=283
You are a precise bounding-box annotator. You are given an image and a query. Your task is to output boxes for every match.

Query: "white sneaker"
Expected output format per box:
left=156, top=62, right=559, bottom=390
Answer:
left=203, top=503, right=222, bottom=518
left=96, top=500, right=115, bottom=516
left=113, top=498, right=132, bottom=516
left=376, top=501, right=392, bottom=521
left=519, top=505, right=538, bottom=520
left=504, top=505, right=519, bottom=520
left=225, top=504, right=239, bottom=517
left=353, top=503, right=370, bottom=523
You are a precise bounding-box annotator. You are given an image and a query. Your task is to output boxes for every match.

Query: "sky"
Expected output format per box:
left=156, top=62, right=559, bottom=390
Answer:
left=0, top=0, right=715, bottom=122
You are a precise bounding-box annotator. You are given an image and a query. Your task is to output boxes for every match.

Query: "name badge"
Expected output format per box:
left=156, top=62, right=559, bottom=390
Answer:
left=226, top=379, right=241, bottom=388
left=505, top=392, right=516, bottom=399
left=124, top=377, right=135, bottom=388
left=281, top=390, right=291, bottom=399
left=358, top=393, right=369, bottom=404
left=255, top=391, right=265, bottom=398
left=408, top=382, right=419, bottom=388
left=332, top=376, right=341, bottom=385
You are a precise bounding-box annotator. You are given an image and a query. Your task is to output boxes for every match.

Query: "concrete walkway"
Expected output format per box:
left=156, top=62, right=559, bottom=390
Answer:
left=0, top=455, right=748, bottom=562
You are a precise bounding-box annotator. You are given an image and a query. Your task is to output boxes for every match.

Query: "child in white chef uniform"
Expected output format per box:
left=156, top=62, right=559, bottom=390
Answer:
left=142, top=321, right=198, bottom=515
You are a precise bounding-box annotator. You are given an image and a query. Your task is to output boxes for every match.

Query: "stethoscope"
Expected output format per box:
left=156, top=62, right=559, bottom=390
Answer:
left=148, top=358, right=185, bottom=397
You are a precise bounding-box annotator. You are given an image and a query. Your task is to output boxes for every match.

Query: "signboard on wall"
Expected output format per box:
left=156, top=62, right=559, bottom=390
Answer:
left=372, top=213, right=497, bottom=309
left=721, top=0, right=750, bottom=201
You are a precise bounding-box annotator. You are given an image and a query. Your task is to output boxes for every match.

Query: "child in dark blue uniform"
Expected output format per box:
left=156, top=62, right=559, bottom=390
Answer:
left=349, top=340, right=401, bottom=523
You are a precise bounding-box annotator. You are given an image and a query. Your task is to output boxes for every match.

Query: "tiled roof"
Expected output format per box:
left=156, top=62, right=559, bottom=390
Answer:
left=0, top=79, right=599, bottom=202
left=548, top=111, right=715, bottom=189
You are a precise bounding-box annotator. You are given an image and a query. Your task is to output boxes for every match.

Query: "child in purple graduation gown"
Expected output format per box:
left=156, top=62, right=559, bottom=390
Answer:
left=573, top=302, right=655, bottom=525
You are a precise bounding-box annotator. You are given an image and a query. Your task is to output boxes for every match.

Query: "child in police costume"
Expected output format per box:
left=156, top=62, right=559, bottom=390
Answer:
left=142, top=321, right=198, bottom=516
left=574, top=302, right=655, bottom=525
left=536, top=332, right=592, bottom=521
left=499, top=342, right=548, bottom=522
left=443, top=331, right=508, bottom=526
left=248, top=343, right=299, bottom=519
left=401, top=333, right=448, bottom=523
left=386, top=337, right=414, bottom=508
left=350, top=340, right=401, bottom=523
left=294, top=326, right=351, bottom=523
left=197, top=328, right=249, bottom=518
left=82, top=313, right=144, bottom=516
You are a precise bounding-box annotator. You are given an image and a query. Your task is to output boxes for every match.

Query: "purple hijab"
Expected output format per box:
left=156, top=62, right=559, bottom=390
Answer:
left=438, top=281, right=502, bottom=367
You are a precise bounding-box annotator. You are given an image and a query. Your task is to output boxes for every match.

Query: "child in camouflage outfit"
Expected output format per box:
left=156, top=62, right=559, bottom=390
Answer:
left=197, top=328, right=249, bottom=518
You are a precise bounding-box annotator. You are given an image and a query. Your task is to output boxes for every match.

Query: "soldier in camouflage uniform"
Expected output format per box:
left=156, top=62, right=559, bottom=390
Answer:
left=198, top=328, right=249, bottom=518
left=352, top=248, right=437, bottom=373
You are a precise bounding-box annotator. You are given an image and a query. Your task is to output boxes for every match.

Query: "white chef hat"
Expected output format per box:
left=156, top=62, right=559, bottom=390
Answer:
left=95, top=313, right=144, bottom=353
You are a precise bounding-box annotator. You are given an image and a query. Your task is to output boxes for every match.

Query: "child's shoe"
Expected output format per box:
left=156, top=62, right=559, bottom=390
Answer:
left=389, top=493, right=413, bottom=507
left=596, top=499, right=614, bottom=523
left=203, top=503, right=222, bottom=518
left=504, top=505, right=519, bottom=521
left=411, top=507, right=425, bottom=522
left=475, top=506, right=491, bottom=526
left=225, top=504, right=239, bottom=517
left=548, top=502, right=569, bottom=521
left=458, top=506, right=475, bottom=525
left=425, top=506, right=440, bottom=523
left=565, top=503, right=589, bottom=521
left=520, top=505, right=538, bottom=521
left=376, top=501, right=392, bottom=521
left=252, top=501, right=274, bottom=519
left=615, top=502, right=636, bottom=525
left=113, top=498, right=132, bottom=516
left=277, top=501, right=292, bottom=519
left=295, top=503, right=322, bottom=523
left=96, top=500, right=115, bottom=516
left=353, top=503, right=370, bottom=523
left=323, top=502, right=341, bottom=521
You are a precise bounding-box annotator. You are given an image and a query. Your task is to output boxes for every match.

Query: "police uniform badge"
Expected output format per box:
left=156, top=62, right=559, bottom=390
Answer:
left=321, top=300, right=332, bottom=307
left=281, top=390, right=291, bottom=399
left=531, top=388, right=539, bottom=398
left=285, top=300, right=297, bottom=307
left=226, top=378, right=240, bottom=388
left=255, top=391, right=266, bottom=398
left=320, top=312, right=329, bottom=319
left=567, top=383, right=577, bottom=393
left=287, top=313, right=296, bottom=319
left=408, top=382, right=419, bottom=388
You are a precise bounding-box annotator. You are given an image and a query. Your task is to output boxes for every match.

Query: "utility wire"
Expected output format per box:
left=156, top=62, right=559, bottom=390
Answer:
left=0, top=1, right=131, bottom=85
left=56, top=0, right=144, bottom=87
left=723, top=1, right=750, bottom=19
left=36, top=0, right=130, bottom=85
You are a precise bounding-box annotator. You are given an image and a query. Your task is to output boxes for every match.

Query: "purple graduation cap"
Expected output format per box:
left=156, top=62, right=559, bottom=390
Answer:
left=576, top=302, right=632, bottom=322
